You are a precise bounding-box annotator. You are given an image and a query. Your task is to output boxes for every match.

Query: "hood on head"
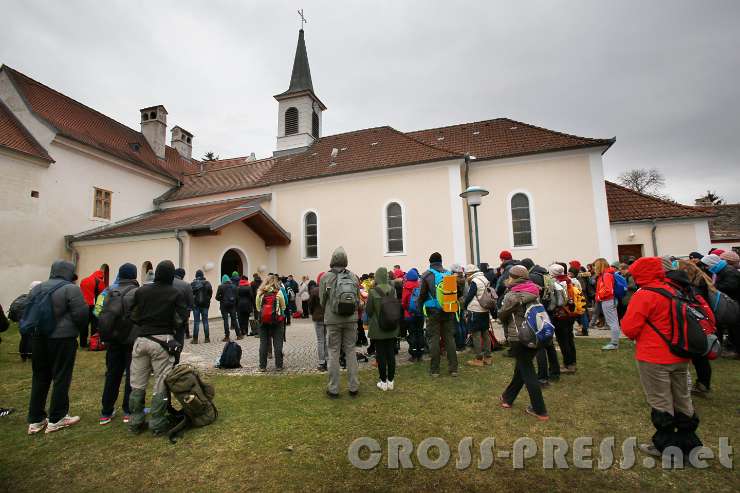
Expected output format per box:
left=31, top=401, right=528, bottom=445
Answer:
left=92, top=269, right=105, bottom=280
left=195, top=269, right=204, bottom=279
left=510, top=279, right=541, bottom=297
left=330, top=246, right=348, bottom=269
left=520, top=258, right=534, bottom=270
left=222, top=274, right=231, bottom=284
left=50, top=260, right=76, bottom=281
left=405, top=268, right=419, bottom=281
left=174, top=268, right=186, bottom=280
left=628, top=257, right=665, bottom=286
left=154, top=260, right=175, bottom=285
left=375, top=267, right=389, bottom=286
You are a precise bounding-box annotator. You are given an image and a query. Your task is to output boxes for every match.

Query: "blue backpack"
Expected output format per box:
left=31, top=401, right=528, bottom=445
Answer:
left=19, top=281, right=69, bottom=337
left=516, top=302, right=555, bottom=348
left=408, top=287, right=421, bottom=317
left=613, top=273, right=628, bottom=299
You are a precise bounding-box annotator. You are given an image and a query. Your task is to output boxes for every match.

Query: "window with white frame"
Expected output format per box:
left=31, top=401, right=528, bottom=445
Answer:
left=510, top=193, right=532, bottom=247
left=304, top=211, right=318, bottom=259
left=385, top=202, right=404, bottom=253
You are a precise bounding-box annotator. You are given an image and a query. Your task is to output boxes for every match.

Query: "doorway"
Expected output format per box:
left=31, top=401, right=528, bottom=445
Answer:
left=221, top=248, right=246, bottom=280
left=617, top=244, right=643, bottom=263
left=100, top=263, right=110, bottom=286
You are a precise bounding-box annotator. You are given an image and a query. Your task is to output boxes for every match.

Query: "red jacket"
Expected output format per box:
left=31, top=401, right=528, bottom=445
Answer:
left=401, top=279, right=419, bottom=319
left=595, top=268, right=616, bottom=302
left=622, top=257, right=688, bottom=364
left=80, top=270, right=106, bottom=307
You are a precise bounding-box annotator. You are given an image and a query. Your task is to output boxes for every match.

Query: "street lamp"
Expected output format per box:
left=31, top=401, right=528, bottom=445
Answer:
left=460, top=186, right=490, bottom=266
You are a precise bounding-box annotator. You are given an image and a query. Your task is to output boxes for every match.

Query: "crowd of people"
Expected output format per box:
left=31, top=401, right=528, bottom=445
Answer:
left=1, top=244, right=738, bottom=462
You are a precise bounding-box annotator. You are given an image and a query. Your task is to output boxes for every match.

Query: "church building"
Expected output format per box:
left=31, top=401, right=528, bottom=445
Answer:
left=0, top=29, right=714, bottom=310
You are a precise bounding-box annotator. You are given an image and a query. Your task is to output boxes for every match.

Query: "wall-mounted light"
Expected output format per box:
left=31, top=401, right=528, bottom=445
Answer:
left=204, top=261, right=215, bottom=272
left=628, top=229, right=636, bottom=240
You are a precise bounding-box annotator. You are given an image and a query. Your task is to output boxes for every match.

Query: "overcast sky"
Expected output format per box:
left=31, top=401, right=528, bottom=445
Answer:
left=2, top=0, right=739, bottom=203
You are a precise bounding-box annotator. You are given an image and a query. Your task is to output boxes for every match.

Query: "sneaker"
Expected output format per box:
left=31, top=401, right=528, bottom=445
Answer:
left=639, top=443, right=661, bottom=457
left=691, top=382, right=710, bottom=396
left=450, top=371, right=459, bottom=377
left=258, top=367, right=267, bottom=373
left=466, top=358, right=485, bottom=367
left=99, top=411, right=115, bottom=425
left=236, top=335, right=244, bottom=340
left=0, top=408, right=15, bottom=418
left=27, top=419, right=48, bottom=435
left=538, top=379, right=550, bottom=388
left=326, top=390, right=339, bottom=399
left=430, top=372, right=440, bottom=378
left=560, top=366, right=576, bottom=374
left=376, top=381, right=388, bottom=391
left=317, top=363, right=328, bottom=372
left=499, top=396, right=512, bottom=409
left=386, top=380, right=394, bottom=391
left=275, top=366, right=284, bottom=372
left=122, top=414, right=130, bottom=424
left=525, top=406, right=550, bottom=421
left=601, top=343, right=618, bottom=351
left=45, top=415, right=80, bottom=433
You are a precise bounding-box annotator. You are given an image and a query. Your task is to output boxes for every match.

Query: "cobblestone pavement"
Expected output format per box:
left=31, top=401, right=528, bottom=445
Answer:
left=182, top=317, right=617, bottom=375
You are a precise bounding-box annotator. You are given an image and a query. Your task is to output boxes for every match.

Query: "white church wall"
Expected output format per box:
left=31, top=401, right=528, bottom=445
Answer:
left=611, top=219, right=712, bottom=259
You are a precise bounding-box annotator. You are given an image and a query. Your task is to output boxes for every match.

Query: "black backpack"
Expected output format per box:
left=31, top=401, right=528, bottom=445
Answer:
left=192, top=279, right=210, bottom=307
left=8, top=294, right=29, bottom=322
left=375, top=286, right=401, bottom=332
left=218, top=341, right=242, bottom=368
left=20, top=281, right=69, bottom=337
left=98, top=285, right=137, bottom=344
left=222, top=283, right=237, bottom=308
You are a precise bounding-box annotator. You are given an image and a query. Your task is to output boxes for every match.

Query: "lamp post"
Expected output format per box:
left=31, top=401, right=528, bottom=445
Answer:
left=460, top=186, right=490, bottom=266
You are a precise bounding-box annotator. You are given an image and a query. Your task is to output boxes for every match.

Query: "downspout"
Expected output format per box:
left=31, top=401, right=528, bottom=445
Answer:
left=463, top=153, right=474, bottom=263
left=174, top=229, right=184, bottom=268
left=650, top=220, right=658, bottom=256
left=64, top=235, right=80, bottom=272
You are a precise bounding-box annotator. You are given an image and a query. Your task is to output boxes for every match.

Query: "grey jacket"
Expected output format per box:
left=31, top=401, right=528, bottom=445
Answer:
left=497, top=279, right=540, bottom=342
left=29, top=260, right=89, bottom=339
left=173, top=276, right=194, bottom=316
left=319, top=247, right=359, bottom=324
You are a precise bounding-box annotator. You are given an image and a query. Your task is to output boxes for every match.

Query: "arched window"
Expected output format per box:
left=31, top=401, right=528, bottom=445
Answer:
left=385, top=202, right=404, bottom=254
left=285, top=107, right=299, bottom=135
left=510, top=193, right=533, bottom=247
left=312, top=111, right=319, bottom=139
left=304, top=211, right=318, bottom=259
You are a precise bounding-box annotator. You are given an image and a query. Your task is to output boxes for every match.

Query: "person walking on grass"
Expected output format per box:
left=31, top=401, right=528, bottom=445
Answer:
left=498, top=265, right=549, bottom=421
left=593, top=258, right=622, bottom=351
left=548, top=263, right=578, bottom=374
left=26, top=260, right=89, bottom=434
left=366, top=267, right=400, bottom=391
left=255, top=275, right=287, bottom=372
left=309, top=272, right=328, bottom=371
left=401, top=268, right=425, bottom=362
left=320, top=247, right=361, bottom=398
left=215, top=274, right=239, bottom=341
left=190, top=270, right=213, bottom=344
left=463, top=264, right=493, bottom=367
left=420, top=252, right=458, bottom=378
left=172, top=268, right=194, bottom=353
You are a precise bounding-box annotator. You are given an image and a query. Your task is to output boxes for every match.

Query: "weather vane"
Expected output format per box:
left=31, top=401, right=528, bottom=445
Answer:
left=298, top=9, right=307, bottom=29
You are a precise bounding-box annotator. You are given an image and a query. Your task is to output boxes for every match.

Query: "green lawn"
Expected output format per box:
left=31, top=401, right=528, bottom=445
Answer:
left=0, top=325, right=738, bottom=493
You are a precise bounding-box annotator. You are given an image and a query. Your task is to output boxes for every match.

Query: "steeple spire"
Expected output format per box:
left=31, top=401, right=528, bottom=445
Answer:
left=283, top=29, right=313, bottom=95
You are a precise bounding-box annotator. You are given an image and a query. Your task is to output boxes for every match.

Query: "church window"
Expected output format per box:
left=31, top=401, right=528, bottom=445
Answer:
left=94, top=187, right=112, bottom=219
left=285, top=107, right=299, bottom=135
left=303, top=211, right=318, bottom=259
left=510, top=192, right=532, bottom=247
left=312, top=110, right=319, bottom=139
left=385, top=202, right=405, bottom=254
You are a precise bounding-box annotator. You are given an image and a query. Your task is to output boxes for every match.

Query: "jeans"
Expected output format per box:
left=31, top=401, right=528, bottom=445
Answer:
left=468, top=311, right=491, bottom=358
left=221, top=307, right=239, bottom=337
left=537, top=342, right=560, bottom=380
left=425, top=310, right=458, bottom=374
left=374, top=338, right=396, bottom=382
left=193, top=306, right=209, bottom=340
left=406, top=316, right=425, bottom=358
left=553, top=318, right=576, bottom=366
left=101, top=343, right=132, bottom=416
left=502, top=342, right=547, bottom=415
left=259, top=323, right=284, bottom=369
left=314, top=321, right=328, bottom=365
left=28, top=337, right=78, bottom=423
left=601, top=300, right=621, bottom=345
left=327, top=322, right=359, bottom=394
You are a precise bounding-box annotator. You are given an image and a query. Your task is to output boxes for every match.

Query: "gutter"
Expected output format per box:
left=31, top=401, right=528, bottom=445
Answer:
left=174, top=228, right=184, bottom=268
left=463, top=153, right=474, bottom=263
left=64, top=235, right=80, bottom=271
left=650, top=220, right=658, bottom=256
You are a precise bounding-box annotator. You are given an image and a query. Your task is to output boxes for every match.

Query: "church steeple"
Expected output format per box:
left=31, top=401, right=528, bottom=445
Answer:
left=274, top=28, right=326, bottom=156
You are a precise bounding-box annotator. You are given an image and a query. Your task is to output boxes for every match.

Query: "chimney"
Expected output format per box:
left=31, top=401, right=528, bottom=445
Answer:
left=140, top=105, right=168, bottom=159
left=170, top=126, right=193, bottom=160
left=246, top=152, right=256, bottom=162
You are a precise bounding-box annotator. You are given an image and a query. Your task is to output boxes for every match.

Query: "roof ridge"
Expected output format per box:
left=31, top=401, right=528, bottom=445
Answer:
left=507, top=118, right=614, bottom=144
left=605, top=180, right=707, bottom=214
left=184, top=157, right=275, bottom=176
left=386, top=126, right=462, bottom=157
left=0, top=97, right=54, bottom=162
left=405, top=117, right=510, bottom=134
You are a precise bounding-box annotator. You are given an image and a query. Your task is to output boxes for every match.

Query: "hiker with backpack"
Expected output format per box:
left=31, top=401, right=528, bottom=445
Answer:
left=128, top=260, right=187, bottom=435
left=527, top=264, right=561, bottom=385
left=237, top=276, right=254, bottom=336
left=319, top=246, right=361, bottom=398
left=402, top=268, right=424, bottom=362
left=309, top=273, right=328, bottom=371
left=216, top=274, right=240, bottom=341
left=25, top=260, right=89, bottom=434
left=256, top=275, right=287, bottom=372
left=622, top=257, right=710, bottom=460
left=8, top=281, right=40, bottom=361
left=419, top=252, right=459, bottom=378
left=463, top=264, right=495, bottom=367
left=592, top=258, right=623, bottom=351
left=79, top=267, right=107, bottom=348
left=97, top=263, right=139, bottom=425
left=190, top=270, right=213, bottom=344
left=498, top=265, right=549, bottom=421
left=548, top=263, right=580, bottom=374
left=173, top=268, right=194, bottom=353
left=702, top=253, right=740, bottom=354
left=366, top=267, right=401, bottom=391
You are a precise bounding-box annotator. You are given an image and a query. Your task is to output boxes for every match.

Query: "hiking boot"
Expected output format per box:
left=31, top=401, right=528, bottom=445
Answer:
left=376, top=381, right=388, bottom=391
left=691, top=382, right=710, bottom=396
left=348, top=390, right=359, bottom=398
left=317, top=363, right=328, bottom=372
left=525, top=406, right=550, bottom=421
left=601, top=343, right=618, bottom=351
left=639, top=443, right=661, bottom=457
left=560, top=365, right=576, bottom=374
left=258, top=367, right=267, bottom=373
left=466, top=358, right=485, bottom=367
left=191, top=338, right=198, bottom=344
left=222, top=336, right=230, bottom=342
left=236, top=335, right=244, bottom=340
left=27, top=419, right=48, bottom=435
left=326, top=390, right=339, bottom=399
left=483, top=356, right=493, bottom=366
left=45, top=415, right=80, bottom=433
left=499, top=396, right=512, bottom=409
left=204, top=337, right=210, bottom=343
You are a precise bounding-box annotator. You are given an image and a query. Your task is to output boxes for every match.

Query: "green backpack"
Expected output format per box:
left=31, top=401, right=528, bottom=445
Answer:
left=165, top=364, right=217, bottom=442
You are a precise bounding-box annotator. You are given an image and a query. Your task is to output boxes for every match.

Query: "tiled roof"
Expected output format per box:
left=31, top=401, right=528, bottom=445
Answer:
left=0, top=98, right=53, bottom=162
left=406, top=118, right=614, bottom=160
left=2, top=65, right=195, bottom=179
left=605, top=181, right=713, bottom=222
left=72, top=197, right=290, bottom=246
left=703, top=204, right=740, bottom=242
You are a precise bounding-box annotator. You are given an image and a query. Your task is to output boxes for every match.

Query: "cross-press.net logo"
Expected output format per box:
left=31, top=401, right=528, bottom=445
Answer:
left=348, top=436, right=733, bottom=470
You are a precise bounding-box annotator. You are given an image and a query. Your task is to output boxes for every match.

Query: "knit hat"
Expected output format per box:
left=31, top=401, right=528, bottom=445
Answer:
left=405, top=268, right=419, bottom=281
left=195, top=269, right=204, bottom=279
left=118, top=262, right=137, bottom=280
left=661, top=256, right=676, bottom=271
left=548, top=263, right=564, bottom=277
left=174, top=268, right=186, bottom=279
left=720, top=251, right=740, bottom=266
left=450, top=263, right=464, bottom=274
left=465, top=264, right=479, bottom=275
left=569, top=260, right=582, bottom=270
left=509, top=265, right=529, bottom=279
left=222, top=274, right=231, bottom=283
left=710, top=248, right=725, bottom=256
left=500, top=250, right=513, bottom=261
left=429, top=252, right=442, bottom=264
left=689, top=252, right=703, bottom=260
left=232, top=270, right=240, bottom=278
left=701, top=254, right=721, bottom=269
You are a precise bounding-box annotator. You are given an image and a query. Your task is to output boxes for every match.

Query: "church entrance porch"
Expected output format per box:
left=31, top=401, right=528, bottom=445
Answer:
left=221, top=248, right=247, bottom=279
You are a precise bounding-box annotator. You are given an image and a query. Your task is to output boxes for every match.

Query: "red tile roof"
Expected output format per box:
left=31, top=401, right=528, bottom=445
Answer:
left=2, top=65, right=195, bottom=179
left=0, top=98, right=53, bottom=162
left=605, top=181, right=713, bottom=222
left=406, top=118, right=614, bottom=160
left=72, top=197, right=290, bottom=246
left=702, top=204, right=740, bottom=242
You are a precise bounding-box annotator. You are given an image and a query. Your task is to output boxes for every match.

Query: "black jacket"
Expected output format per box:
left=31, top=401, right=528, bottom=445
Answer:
left=191, top=277, right=213, bottom=308
left=215, top=281, right=237, bottom=310
left=130, top=261, right=187, bottom=337
left=715, top=265, right=740, bottom=303
left=237, top=283, right=253, bottom=313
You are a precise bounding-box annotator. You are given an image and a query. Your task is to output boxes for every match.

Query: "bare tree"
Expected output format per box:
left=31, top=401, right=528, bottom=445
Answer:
left=202, top=151, right=219, bottom=161
left=695, top=190, right=724, bottom=206
left=618, top=168, right=666, bottom=197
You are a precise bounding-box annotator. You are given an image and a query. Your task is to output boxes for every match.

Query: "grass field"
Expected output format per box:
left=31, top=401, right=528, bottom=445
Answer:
left=0, top=325, right=738, bottom=493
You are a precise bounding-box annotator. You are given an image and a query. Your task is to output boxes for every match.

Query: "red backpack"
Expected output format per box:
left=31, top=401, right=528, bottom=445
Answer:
left=88, top=332, right=107, bottom=352
left=260, top=292, right=284, bottom=324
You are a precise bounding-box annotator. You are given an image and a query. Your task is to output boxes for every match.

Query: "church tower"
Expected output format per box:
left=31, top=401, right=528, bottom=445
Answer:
left=274, top=29, right=326, bottom=156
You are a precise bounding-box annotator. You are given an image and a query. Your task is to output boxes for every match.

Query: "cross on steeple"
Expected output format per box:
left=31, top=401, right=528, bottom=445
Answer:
left=297, top=9, right=307, bottom=29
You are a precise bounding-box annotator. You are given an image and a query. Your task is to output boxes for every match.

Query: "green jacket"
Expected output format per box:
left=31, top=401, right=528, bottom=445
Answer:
left=319, top=247, right=359, bottom=325
left=366, top=267, right=399, bottom=340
